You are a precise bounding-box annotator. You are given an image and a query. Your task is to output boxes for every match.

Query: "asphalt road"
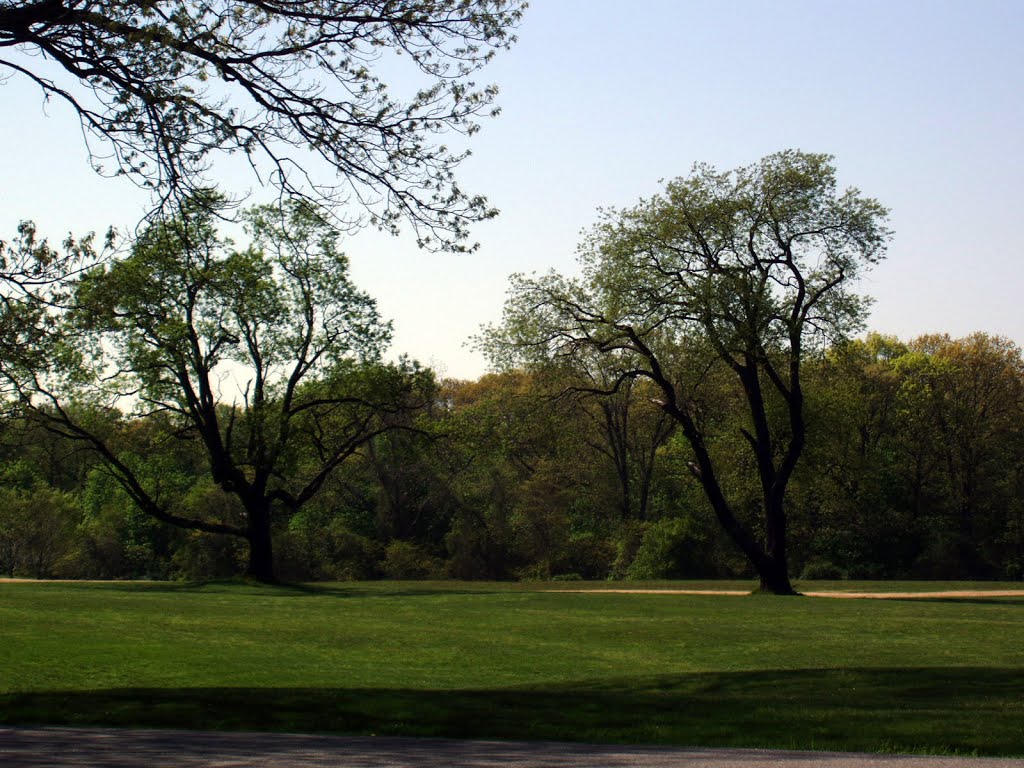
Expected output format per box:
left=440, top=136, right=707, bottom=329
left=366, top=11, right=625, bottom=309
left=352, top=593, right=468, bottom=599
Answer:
left=1, top=728, right=1022, bottom=768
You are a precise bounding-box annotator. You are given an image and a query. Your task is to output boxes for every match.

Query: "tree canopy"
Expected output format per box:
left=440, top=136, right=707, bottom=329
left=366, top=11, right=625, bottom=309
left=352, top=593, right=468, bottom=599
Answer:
left=0, top=221, right=107, bottom=408
left=0, top=1, right=525, bottom=248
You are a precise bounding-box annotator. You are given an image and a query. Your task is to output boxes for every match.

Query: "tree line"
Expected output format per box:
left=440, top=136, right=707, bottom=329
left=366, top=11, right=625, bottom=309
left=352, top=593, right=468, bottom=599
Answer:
left=2, top=329, right=1021, bottom=584
left=2, top=149, right=1022, bottom=588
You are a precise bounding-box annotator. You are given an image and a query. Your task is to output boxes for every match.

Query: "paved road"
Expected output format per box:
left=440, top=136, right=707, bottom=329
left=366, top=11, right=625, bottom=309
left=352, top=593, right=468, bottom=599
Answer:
left=1, top=728, right=1021, bottom=767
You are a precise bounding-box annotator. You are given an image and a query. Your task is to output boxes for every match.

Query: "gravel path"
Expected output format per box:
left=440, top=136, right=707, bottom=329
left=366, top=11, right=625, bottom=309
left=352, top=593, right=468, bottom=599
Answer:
left=1, top=728, right=1021, bottom=768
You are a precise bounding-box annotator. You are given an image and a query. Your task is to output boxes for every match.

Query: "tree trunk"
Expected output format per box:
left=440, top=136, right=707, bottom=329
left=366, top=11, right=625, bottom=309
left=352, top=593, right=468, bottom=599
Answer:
left=696, top=475, right=798, bottom=595
left=762, top=495, right=796, bottom=594
left=246, top=505, right=275, bottom=581
left=672, top=403, right=799, bottom=596
left=757, top=556, right=797, bottom=594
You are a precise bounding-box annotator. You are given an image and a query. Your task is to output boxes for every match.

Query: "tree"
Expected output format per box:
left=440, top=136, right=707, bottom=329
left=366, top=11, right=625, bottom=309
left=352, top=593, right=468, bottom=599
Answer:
left=0, top=484, right=81, bottom=578
left=0, top=1, right=525, bottom=248
left=0, top=458, right=82, bottom=577
left=485, top=151, right=891, bottom=593
left=438, top=371, right=598, bottom=579
left=527, top=355, right=676, bottom=523
left=793, top=332, right=1024, bottom=580
left=9, top=194, right=433, bottom=580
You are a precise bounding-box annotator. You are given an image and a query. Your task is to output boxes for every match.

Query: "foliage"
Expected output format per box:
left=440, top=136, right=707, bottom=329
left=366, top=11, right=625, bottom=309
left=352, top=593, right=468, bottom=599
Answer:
left=277, top=511, right=382, bottom=581
left=381, top=539, right=443, bottom=579
left=796, top=332, right=1024, bottom=580
left=482, top=151, right=891, bottom=593
left=625, top=516, right=710, bottom=580
left=0, top=1, right=525, bottom=247
left=0, top=484, right=81, bottom=578
left=4, top=327, right=1024, bottom=582
left=9, top=195, right=433, bottom=579
left=0, top=222, right=108, bottom=406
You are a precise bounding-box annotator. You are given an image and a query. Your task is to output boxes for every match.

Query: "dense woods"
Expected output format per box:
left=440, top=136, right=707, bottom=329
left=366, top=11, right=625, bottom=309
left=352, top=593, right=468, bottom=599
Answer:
left=1, top=330, right=1022, bottom=582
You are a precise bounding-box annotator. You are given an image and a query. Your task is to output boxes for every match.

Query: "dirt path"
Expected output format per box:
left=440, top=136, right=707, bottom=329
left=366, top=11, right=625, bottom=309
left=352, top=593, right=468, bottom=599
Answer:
left=2, top=728, right=1022, bottom=768
left=547, top=588, right=1024, bottom=599
left=546, top=588, right=753, bottom=596
left=803, top=590, right=1024, bottom=599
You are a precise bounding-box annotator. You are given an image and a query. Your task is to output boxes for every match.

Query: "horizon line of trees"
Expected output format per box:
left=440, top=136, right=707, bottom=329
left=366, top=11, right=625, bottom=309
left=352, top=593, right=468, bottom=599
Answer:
left=2, top=329, right=1022, bottom=583
left=2, top=150, right=1020, bottom=588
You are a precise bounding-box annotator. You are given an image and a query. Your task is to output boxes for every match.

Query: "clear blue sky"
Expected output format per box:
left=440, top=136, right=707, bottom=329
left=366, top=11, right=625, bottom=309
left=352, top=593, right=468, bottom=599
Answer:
left=2, top=1, right=1022, bottom=379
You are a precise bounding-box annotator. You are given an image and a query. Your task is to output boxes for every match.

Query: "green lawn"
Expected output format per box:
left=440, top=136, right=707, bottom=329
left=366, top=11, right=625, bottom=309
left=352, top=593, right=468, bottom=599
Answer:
left=0, top=580, right=1022, bottom=755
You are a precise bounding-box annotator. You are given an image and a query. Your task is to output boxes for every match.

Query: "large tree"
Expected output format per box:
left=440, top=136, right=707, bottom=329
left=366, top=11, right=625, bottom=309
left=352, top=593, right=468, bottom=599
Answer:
left=0, top=0, right=524, bottom=248
left=8, top=195, right=432, bottom=580
left=486, top=151, right=891, bottom=594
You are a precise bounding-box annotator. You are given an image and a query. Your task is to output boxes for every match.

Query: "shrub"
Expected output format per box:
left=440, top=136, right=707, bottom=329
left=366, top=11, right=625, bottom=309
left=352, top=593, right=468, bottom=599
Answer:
left=564, top=531, right=615, bottom=580
left=799, top=558, right=847, bottom=581
left=610, top=521, right=645, bottom=580
left=382, top=540, right=443, bottom=580
left=0, top=486, right=81, bottom=578
left=276, top=516, right=383, bottom=581
left=626, top=516, right=709, bottom=580
left=171, top=532, right=245, bottom=581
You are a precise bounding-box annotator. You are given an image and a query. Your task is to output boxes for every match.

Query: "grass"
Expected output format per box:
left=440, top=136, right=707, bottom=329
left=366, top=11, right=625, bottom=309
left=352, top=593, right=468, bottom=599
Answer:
left=0, top=579, right=1022, bottom=755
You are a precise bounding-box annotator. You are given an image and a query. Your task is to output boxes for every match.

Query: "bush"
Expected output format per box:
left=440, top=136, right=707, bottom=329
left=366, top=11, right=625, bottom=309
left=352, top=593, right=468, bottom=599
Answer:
left=610, top=521, right=645, bottom=580
left=323, top=527, right=383, bottom=581
left=276, top=516, right=383, bottom=581
left=171, top=532, right=245, bottom=581
left=443, top=508, right=512, bottom=580
left=0, top=486, right=81, bottom=578
left=798, top=558, right=847, bottom=581
left=382, top=540, right=443, bottom=580
left=563, top=532, right=615, bottom=580
left=626, top=516, right=709, bottom=580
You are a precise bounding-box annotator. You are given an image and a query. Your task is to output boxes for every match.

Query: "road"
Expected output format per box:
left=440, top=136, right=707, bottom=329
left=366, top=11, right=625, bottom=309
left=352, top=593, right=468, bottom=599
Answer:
left=1, top=728, right=1021, bottom=767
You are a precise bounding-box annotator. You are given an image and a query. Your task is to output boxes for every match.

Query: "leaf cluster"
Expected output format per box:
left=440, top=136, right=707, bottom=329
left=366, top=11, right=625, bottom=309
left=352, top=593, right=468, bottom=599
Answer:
left=0, top=0, right=526, bottom=248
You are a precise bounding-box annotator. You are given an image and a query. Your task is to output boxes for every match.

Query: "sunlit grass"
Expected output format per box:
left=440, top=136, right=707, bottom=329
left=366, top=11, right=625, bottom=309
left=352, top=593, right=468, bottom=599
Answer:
left=0, top=580, right=1021, bottom=755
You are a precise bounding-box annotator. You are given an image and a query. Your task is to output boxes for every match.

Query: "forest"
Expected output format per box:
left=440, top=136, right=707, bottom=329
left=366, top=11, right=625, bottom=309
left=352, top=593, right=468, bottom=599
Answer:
left=2, top=313, right=1021, bottom=584
left=1, top=155, right=1022, bottom=588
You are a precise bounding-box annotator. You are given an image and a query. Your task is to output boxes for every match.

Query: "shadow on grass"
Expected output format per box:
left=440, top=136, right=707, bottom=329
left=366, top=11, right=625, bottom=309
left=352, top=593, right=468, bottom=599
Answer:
left=2, top=667, right=1022, bottom=756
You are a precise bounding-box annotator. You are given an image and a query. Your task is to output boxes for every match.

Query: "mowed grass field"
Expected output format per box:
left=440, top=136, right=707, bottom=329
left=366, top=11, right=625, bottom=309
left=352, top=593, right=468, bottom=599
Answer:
left=0, top=580, right=1022, bottom=755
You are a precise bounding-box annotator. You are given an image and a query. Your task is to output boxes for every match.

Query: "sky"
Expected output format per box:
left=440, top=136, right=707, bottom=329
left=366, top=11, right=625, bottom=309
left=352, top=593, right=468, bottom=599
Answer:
left=2, top=1, right=1022, bottom=380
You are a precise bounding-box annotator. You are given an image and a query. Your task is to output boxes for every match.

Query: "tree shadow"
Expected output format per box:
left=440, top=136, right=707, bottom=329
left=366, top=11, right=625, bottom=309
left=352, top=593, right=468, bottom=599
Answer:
left=2, top=667, right=1021, bottom=756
